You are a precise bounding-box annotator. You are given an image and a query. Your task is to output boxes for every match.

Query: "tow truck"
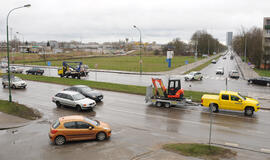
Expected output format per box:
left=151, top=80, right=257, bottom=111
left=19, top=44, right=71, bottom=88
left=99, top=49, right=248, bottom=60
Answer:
left=145, top=78, right=191, bottom=108
left=58, top=61, right=89, bottom=79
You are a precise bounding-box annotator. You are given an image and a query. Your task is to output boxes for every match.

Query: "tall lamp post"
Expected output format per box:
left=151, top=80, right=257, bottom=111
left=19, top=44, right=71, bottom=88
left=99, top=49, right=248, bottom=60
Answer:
left=6, top=4, right=31, bottom=102
left=133, top=25, right=142, bottom=75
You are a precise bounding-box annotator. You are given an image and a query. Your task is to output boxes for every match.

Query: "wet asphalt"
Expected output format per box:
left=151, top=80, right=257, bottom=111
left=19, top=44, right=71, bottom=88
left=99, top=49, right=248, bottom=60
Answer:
left=0, top=80, right=270, bottom=159
left=7, top=53, right=270, bottom=102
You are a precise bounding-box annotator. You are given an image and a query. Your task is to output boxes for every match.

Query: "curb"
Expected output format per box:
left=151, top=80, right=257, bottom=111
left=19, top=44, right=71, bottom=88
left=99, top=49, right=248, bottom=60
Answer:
left=0, top=123, right=28, bottom=130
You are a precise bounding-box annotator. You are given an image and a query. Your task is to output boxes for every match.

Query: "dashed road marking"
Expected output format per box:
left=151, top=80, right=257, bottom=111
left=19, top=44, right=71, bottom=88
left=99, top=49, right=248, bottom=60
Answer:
left=261, top=148, right=270, bottom=153
left=225, top=142, right=239, bottom=147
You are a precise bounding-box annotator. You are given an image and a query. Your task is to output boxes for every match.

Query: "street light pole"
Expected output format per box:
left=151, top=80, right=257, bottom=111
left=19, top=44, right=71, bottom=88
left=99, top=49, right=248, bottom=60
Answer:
left=6, top=4, right=31, bottom=102
left=133, top=25, right=142, bottom=75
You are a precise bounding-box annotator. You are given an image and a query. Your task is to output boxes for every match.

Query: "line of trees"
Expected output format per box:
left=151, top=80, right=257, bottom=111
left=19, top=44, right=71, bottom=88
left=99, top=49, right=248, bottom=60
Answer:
left=232, top=27, right=269, bottom=69
left=162, top=30, right=227, bottom=56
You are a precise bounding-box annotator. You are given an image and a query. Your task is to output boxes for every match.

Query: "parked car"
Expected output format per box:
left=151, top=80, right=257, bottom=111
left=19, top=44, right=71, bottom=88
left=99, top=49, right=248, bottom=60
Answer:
left=26, top=67, right=44, bottom=75
left=52, top=90, right=96, bottom=111
left=248, top=77, right=270, bottom=87
left=201, top=90, right=260, bottom=116
left=223, top=56, right=227, bottom=59
left=64, top=85, right=103, bottom=102
left=6, top=66, right=23, bottom=73
left=229, top=70, right=240, bottom=79
left=230, top=55, right=234, bottom=60
left=49, top=115, right=111, bottom=145
left=211, top=59, right=217, bottom=64
left=184, top=71, right=203, bottom=81
left=216, top=67, right=224, bottom=75
left=2, top=75, right=27, bottom=89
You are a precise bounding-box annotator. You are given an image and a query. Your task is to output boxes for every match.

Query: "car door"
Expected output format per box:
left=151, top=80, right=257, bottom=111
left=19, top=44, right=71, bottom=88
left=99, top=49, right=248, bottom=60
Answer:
left=219, top=94, right=230, bottom=110
left=75, top=121, right=96, bottom=140
left=63, top=121, right=80, bottom=141
left=65, top=94, right=76, bottom=107
left=229, top=95, right=243, bottom=111
left=193, top=73, right=199, bottom=80
left=60, top=93, right=70, bottom=106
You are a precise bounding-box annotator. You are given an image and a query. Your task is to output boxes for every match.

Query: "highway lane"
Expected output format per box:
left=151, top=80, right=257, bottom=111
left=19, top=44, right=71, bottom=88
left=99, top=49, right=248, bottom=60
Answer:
left=0, top=80, right=269, bottom=159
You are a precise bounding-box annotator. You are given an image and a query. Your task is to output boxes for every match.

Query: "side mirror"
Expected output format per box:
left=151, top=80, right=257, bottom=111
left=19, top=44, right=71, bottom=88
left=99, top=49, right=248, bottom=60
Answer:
left=238, top=99, right=242, bottom=102
left=89, top=126, right=93, bottom=130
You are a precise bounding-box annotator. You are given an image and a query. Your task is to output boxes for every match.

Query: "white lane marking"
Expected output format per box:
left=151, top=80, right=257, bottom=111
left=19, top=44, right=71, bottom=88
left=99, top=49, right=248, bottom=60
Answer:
left=215, top=77, right=219, bottom=80
left=261, top=148, right=270, bottom=153
left=225, top=142, right=239, bottom=147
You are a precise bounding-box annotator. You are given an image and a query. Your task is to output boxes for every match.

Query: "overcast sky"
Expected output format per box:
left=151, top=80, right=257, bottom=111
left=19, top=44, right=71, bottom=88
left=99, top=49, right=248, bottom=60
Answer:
left=0, top=0, right=269, bottom=44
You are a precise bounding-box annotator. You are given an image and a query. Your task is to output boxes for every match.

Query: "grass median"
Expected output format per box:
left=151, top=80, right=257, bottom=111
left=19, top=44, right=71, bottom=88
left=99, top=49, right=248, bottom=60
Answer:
left=0, top=99, right=41, bottom=120
left=163, top=143, right=236, bottom=160
left=6, top=74, right=209, bottom=102
left=16, top=55, right=202, bottom=72
left=254, top=69, right=270, bottom=77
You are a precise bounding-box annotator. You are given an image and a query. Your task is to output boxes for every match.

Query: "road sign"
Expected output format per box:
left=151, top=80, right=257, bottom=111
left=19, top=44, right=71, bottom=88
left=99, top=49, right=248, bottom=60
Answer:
left=185, top=60, right=189, bottom=64
left=47, top=61, right=51, bottom=66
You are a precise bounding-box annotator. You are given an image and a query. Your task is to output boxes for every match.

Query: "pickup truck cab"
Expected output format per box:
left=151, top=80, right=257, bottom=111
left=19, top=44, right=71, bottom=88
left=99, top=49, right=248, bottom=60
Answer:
left=201, top=90, right=260, bottom=116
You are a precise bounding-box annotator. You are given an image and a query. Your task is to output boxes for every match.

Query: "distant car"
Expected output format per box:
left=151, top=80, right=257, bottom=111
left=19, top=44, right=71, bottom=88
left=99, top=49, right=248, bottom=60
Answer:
left=230, top=55, right=234, bottom=60
left=248, top=77, right=270, bottom=87
left=0, top=61, right=8, bottom=68
left=64, top=85, right=103, bottom=102
left=202, top=54, right=209, bottom=58
left=216, top=67, right=224, bottom=75
left=49, top=115, right=111, bottom=145
left=223, top=56, right=227, bottom=59
left=229, top=70, right=240, bottom=79
left=6, top=66, right=23, bottom=73
left=2, top=75, right=27, bottom=89
left=52, top=90, right=96, bottom=111
left=211, top=59, right=217, bottom=64
left=26, top=67, right=44, bottom=75
left=184, top=71, right=203, bottom=81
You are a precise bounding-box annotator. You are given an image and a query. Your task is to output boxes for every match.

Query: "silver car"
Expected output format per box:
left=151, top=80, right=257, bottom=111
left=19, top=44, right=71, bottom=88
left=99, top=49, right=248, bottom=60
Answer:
left=2, top=76, right=27, bottom=89
left=52, top=91, right=96, bottom=111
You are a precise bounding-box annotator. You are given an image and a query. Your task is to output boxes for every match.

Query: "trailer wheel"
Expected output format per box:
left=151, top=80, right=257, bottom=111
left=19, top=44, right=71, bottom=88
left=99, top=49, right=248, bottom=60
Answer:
left=164, top=103, right=170, bottom=108
left=156, top=102, right=162, bottom=107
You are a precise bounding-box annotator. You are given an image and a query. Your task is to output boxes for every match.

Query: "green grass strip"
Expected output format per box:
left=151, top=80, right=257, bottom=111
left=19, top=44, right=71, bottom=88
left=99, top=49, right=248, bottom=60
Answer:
left=254, top=69, right=270, bottom=77
left=163, top=143, right=236, bottom=159
left=2, top=74, right=211, bottom=103
left=0, top=99, right=41, bottom=120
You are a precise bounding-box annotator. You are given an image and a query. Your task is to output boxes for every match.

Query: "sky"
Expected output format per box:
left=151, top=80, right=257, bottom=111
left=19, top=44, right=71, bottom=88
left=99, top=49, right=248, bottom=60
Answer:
left=0, top=0, right=269, bottom=44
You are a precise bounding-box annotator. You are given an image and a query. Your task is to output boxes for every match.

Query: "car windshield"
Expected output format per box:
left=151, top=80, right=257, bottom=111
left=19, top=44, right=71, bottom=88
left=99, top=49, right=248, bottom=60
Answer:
left=13, top=78, right=22, bottom=82
left=84, top=118, right=100, bottom=126
left=81, top=87, right=93, bottom=92
left=73, top=93, right=85, bottom=100
left=238, top=93, right=246, bottom=100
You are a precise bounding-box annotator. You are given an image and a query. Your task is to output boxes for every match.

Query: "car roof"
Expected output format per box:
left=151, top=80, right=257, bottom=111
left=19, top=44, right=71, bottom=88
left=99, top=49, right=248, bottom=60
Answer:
left=220, top=90, right=238, bottom=95
left=59, top=90, right=82, bottom=95
left=59, top=115, right=84, bottom=122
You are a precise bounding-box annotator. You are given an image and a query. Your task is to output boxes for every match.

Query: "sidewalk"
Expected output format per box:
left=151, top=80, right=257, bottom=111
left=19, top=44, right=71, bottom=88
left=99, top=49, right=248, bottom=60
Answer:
left=234, top=54, right=259, bottom=80
left=0, top=112, right=30, bottom=129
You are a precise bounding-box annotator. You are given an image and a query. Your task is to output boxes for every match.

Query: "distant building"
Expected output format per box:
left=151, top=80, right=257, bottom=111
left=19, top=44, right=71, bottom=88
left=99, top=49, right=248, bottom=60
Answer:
left=226, top=32, right=233, bottom=48
left=262, top=17, right=270, bottom=69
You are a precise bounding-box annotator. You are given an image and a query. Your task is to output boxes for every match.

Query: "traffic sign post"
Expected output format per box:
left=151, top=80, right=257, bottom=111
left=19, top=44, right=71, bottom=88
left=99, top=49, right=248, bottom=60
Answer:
left=185, top=60, right=189, bottom=72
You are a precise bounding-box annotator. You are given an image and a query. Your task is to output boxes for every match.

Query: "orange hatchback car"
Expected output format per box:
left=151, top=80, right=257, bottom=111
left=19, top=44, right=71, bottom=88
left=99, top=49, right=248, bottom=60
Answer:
left=49, top=115, right=111, bottom=145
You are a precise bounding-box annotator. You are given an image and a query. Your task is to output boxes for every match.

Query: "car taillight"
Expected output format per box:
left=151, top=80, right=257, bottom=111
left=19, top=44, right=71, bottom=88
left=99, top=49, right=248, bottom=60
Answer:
left=51, top=129, right=58, bottom=134
left=201, top=99, right=203, bottom=104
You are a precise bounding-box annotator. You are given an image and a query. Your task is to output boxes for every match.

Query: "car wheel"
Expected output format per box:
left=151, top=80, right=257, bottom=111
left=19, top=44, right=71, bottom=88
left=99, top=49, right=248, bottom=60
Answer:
left=2, top=84, right=5, bottom=88
left=267, top=83, right=270, bottom=87
left=76, top=105, right=82, bottom=112
left=156, top=102, right=162, bottom=107
left=77, top=76, right=80, bottom=79
left=12, top=85, right=16, bottom=89
left=245, top=107, right=254, bottom=116
left=210, top=103, right=219, bottom=113
left=56, top=101, right=61, bottom=108
left=54, top=136, right=66, bottom=145
left=60, top=74, right=63, bottom=77
left=96, top=132, right=106, bottom=141
left=164, top=103, right=170, bottom=108
left=249, top=80, right=253, bottom=84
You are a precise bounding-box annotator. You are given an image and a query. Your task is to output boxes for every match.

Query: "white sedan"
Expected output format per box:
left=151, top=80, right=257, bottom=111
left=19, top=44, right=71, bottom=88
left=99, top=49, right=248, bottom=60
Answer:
left=184, top=71, right=203, bottom=81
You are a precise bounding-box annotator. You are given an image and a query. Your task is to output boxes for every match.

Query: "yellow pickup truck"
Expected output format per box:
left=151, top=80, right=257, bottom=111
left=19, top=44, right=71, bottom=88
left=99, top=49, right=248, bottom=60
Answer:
left=201, top=90, right=260, bottom=116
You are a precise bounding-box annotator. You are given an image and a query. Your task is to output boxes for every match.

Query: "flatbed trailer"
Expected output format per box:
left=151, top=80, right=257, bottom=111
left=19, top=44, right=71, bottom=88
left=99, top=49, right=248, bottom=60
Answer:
left=145, top=85, right=192, bottom=108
